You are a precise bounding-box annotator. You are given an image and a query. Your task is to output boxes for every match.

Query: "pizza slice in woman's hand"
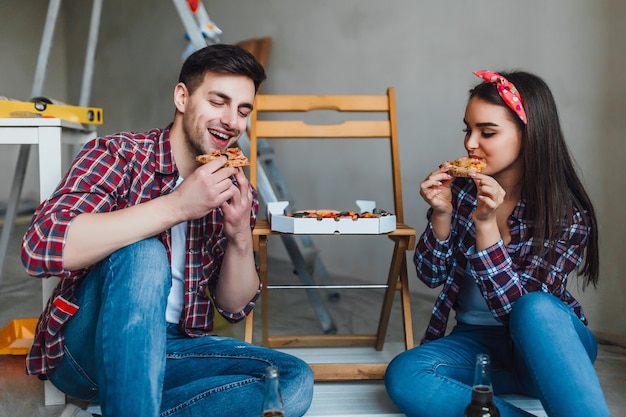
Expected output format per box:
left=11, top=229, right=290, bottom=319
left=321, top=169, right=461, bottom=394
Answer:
left=441, top=156, right=486, bottom=177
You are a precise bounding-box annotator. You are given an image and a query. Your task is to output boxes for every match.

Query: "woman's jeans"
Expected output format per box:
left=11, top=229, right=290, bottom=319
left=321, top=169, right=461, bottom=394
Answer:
left=384, top=292, right=610, bottom=417
left=47, top=238, right=313, bottom=417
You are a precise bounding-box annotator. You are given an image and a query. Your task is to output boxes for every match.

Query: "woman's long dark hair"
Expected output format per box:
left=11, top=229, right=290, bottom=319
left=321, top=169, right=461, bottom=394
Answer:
left=470, top=71, right=599, bottom=288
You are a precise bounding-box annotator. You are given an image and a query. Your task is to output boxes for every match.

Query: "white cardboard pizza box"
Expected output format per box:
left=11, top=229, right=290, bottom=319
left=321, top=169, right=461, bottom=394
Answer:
left=268, top=200, right=397, bottom=234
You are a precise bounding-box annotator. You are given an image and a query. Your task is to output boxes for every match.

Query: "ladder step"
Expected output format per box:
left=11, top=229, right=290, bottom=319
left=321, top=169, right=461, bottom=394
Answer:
left=258, top=143, right=275, bottom=155
left=257, top=152, right=274, bottom=163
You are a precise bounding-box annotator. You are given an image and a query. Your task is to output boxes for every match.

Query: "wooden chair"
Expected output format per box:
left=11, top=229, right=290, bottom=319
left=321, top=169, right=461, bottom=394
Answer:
left=243, top=88, right=416, bottom=380
left=236, top=36, right=272, bottom=69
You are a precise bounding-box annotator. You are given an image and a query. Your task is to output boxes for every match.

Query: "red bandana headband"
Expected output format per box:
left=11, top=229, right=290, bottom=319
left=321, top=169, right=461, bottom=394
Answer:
left=473, top=70, right=527, bottom=124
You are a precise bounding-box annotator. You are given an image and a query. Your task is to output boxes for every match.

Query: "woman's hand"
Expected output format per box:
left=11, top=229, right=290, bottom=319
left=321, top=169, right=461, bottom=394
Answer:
left=420, top=167, right=454, bottom=215
left=420, top=166, right=455, bottom=241
left=471, top=173, right=506, bottom=223
left=471, top=173, right=506, bottom=251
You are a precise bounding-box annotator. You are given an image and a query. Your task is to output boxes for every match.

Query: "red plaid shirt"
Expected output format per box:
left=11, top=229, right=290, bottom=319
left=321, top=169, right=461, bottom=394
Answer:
left=415, top=178, right=589, bottom=344
left=21, top=126, right=260, bottom=375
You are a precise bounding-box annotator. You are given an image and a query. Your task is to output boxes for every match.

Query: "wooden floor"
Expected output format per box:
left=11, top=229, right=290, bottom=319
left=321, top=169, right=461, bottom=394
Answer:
left=0, top=218, right=624, bottom=416
left=0, top=345, right=549, bottom=417
left=308, top=381, right=403, bottom=416
left=278, top=344, right=547, bottom=417
left=307, top=382, right=548, bottom=417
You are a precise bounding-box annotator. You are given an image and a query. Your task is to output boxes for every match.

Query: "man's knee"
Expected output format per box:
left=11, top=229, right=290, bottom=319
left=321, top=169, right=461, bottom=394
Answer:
left=105, top=238, right=171, bottom=296
left=114, top=238, right=168, bottom=262
left=111, top=238, right=169, bottom=272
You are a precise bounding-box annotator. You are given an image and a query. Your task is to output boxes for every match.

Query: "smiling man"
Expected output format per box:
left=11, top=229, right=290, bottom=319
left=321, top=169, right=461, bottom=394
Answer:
left=21, top=44, right=314, bottom=417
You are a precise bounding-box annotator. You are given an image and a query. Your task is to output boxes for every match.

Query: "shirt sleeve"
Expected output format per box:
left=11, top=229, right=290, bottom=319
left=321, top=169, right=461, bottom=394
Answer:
left=204, top=185, right=261, bottom=323
left=466, top=210, right=590, bottom=320
left=21, top=136, right=140, bottom=278
left=414, top=180, right=472, bottom=288
left=414, top=214, right=455, bottom=288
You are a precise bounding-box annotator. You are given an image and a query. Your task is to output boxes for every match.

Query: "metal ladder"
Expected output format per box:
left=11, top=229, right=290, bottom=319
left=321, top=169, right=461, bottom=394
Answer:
left=238, top=136, right=338, bottom=334
left=0, top=0, right=102, bottom=286
left=172, top=0, right=338, bottom=333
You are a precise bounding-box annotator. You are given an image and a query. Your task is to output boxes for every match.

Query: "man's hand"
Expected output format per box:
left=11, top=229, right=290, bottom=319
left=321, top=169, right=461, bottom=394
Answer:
left=219, top=168, right=254, bottom=245
left=174, top=156, right=240, bottom=221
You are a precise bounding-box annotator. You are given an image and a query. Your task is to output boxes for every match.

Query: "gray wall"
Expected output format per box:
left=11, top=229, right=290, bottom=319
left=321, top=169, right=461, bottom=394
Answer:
left=1, top=0, right=624, bottom=345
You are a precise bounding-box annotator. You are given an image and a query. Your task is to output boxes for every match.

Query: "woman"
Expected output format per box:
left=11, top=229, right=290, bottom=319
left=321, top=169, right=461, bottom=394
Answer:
left=384, top=70, right=609, bottom=417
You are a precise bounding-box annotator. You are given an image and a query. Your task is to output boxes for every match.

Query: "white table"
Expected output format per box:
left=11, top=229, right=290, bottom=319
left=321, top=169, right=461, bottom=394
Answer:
left=0, top=118, right=95, bottom=405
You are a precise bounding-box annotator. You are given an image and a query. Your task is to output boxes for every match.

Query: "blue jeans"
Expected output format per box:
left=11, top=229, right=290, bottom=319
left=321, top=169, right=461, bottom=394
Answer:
left=48, top=238, right=313, bottom=417
left=384, top=292, right=609, bottom=417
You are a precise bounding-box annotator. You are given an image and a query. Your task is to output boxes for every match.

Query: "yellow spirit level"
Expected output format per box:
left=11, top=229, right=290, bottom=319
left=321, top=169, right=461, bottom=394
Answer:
left=0, top=98, right=103, bottom=125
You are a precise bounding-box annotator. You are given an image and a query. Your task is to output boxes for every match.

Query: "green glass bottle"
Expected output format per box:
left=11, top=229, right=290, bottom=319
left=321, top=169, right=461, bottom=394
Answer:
left=261, top=366, right=285, bottom=417
left=464, top=354, right=501, bottom=417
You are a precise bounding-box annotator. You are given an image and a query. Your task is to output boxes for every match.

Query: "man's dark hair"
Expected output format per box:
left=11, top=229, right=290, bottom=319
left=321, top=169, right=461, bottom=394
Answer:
left=178, top=44, right=266, bottom=94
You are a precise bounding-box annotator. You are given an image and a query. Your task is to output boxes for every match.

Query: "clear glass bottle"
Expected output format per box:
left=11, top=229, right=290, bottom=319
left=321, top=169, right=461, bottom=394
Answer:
left=464, top=353, right=501, bottom=417
left=261, top=366, right=284, bottom=417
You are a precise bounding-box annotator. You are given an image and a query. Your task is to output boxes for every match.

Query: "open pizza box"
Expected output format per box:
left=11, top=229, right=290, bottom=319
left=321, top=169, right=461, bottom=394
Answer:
left=267, top=200, right=397, bottom=234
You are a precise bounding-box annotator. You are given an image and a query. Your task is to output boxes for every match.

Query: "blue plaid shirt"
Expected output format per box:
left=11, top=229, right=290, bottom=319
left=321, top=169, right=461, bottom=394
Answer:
left=415, top=178, right=589, bottom=344
left=21, top=126, right=260, bottom=375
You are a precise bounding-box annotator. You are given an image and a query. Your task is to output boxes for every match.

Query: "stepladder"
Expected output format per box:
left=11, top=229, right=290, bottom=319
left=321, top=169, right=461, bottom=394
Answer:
left=172, top=0, right=343, bottom=335
left=238, top=135, right=341, bottom=336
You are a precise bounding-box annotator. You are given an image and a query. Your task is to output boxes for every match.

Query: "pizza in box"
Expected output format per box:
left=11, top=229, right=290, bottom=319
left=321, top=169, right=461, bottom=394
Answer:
left=286, top=209, right=392, bottom=221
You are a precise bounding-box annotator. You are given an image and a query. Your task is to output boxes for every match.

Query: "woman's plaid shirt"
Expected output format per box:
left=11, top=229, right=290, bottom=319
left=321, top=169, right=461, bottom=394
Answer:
left=415, top=178, right=589, bottom=344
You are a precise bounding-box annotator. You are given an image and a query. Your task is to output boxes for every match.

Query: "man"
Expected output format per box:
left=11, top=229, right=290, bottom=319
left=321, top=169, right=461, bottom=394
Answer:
left=22, top=44, right=314, bottom=417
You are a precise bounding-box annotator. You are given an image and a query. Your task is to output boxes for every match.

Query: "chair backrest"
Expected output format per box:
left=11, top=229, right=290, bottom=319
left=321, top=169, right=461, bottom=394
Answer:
left=236, top=37, right=272, bottom=70
left=248, top=88, right=405, bottom=223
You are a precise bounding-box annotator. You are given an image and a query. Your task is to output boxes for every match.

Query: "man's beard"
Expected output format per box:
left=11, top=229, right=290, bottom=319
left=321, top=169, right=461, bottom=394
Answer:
left=184, top=119, right=239, bottom=156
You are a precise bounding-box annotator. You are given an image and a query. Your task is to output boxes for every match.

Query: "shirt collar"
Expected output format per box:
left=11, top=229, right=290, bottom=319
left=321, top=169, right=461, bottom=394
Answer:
left=510, top=198, right=526, bottom=222
left=155, top=124, right=176, bottom=176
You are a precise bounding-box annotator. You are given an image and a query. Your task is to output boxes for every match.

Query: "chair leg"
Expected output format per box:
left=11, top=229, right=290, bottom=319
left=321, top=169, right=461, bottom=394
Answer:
left=259, top=236, right=270, bottom=346
left=399, top=257, right=414, bottom=349
left=375, top=237, right=409, bottom=351
left=244, top=310, right=254, bottom=343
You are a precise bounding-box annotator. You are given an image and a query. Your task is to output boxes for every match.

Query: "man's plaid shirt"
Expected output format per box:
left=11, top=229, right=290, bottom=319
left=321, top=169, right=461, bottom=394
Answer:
left=21, top=126, right=260, bottom=375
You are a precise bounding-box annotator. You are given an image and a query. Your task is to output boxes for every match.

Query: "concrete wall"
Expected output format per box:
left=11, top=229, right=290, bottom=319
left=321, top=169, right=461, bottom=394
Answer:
left=0, top=0, right=623, bottom=345
left=0, top=1, right=70, bottom=205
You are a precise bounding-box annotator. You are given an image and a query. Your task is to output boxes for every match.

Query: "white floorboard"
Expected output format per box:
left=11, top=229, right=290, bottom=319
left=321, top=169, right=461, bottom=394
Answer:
left=307, top=381, right=402, bottom=416
left=277, top=343, right=547, bottom=417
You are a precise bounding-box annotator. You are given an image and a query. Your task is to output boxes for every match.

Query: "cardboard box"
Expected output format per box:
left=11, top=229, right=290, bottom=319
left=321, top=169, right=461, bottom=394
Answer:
left=0, top=318, right=37, bottom=355
left=268, top=200, right=396, bottom=234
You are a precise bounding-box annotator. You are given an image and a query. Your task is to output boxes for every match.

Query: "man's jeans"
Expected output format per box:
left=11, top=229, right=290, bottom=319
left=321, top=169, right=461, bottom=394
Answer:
left=384, top=292, right=610, bottom=417
left=48, top=238, right=313, bottom=417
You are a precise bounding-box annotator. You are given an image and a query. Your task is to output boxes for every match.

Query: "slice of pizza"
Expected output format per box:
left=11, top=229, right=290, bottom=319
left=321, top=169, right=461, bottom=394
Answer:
left=196, top=147, right=250, bottom=167
left=441, top=156, right=487, bottom=177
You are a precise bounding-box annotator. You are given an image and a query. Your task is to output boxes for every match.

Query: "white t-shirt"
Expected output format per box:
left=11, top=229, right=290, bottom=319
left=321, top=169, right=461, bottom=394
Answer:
left=165, top=176, right=187, bottom=324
